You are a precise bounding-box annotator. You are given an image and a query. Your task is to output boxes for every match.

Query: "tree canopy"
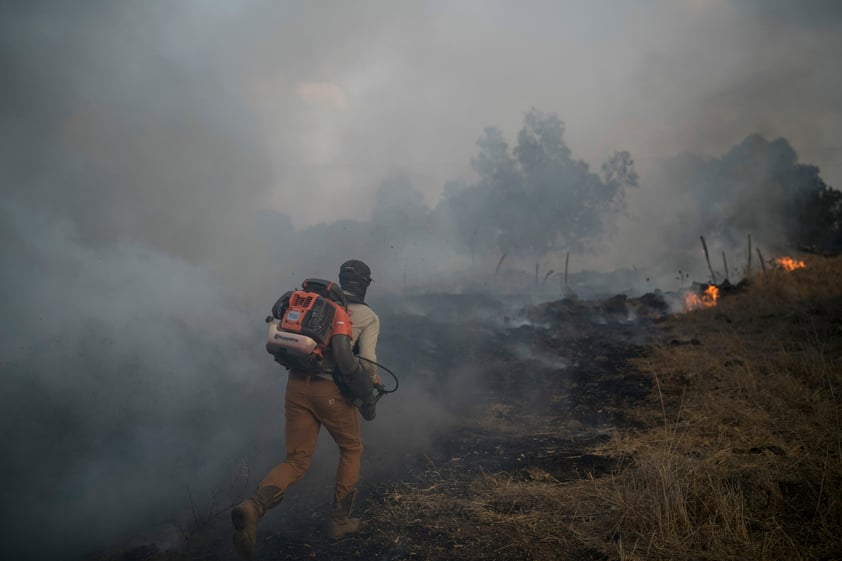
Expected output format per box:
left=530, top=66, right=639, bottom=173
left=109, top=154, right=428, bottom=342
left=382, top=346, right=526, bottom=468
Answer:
left=438, top=108, right=637, bottom=258
left=664, top=134, right=842, bottom=252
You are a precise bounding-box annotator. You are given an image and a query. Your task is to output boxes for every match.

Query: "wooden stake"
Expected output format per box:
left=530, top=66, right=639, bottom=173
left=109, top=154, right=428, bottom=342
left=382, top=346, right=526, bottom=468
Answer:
left=747, top=234, right=752, bottom=277
left=534, top=262, right=539, bottom=288
left=700, top=236, right=717, bottom=284
left=494, top=253, right=507, bottom=278
left=564, top=252, right=570, bottom=291
left=543, top=269, right=555, bottom=284
left=722, top=251, right=729, bottom=282
left=756, top=247, right=767, bottom=274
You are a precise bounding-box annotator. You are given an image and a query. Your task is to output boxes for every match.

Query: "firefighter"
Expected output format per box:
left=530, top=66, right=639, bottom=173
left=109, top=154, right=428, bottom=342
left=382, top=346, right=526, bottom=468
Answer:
left=231, top=260, right=380, bottom=560
left=339, top=259, right=382, bottom=392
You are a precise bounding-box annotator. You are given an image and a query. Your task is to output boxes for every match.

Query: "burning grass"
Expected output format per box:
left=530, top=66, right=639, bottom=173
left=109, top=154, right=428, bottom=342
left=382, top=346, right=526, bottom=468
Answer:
left=600, top=256, right=842, bottom=560
left=368, top=255, right=842, bottom=561
left=584, top=256, right=842, bottom=559
left=684, top=284, right=719, bottom=311
left=94, top=256, right=841, bottom=561
left=774, top=256, right=807, bottom=271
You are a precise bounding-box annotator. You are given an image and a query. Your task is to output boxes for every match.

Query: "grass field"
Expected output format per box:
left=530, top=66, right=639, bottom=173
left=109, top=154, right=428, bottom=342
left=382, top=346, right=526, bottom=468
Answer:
left=92, top=255, right=842, bottom=561
left=369, top=255, right=842, bottom=561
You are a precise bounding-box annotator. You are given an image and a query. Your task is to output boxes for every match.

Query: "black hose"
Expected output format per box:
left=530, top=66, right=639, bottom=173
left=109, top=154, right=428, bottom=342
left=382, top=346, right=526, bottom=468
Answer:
left=356, top=355, right=399, bottom=394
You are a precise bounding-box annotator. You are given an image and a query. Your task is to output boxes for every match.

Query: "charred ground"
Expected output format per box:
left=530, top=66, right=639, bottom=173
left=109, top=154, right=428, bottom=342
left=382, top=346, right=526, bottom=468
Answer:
left=93, top=256, right=842, bottom=561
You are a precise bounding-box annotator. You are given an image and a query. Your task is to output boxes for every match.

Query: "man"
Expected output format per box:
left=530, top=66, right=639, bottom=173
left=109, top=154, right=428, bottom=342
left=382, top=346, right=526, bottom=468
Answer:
left=339, top=260, right=381, bottom=391
left=231, top=260, right=381, bottom=560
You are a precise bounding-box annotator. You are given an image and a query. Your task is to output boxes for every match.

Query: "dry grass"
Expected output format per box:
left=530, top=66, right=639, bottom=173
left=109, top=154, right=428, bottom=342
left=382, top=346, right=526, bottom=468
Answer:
left=580, top=255, right=842, bottom=560
left=369, top=255, right=842, bottom=561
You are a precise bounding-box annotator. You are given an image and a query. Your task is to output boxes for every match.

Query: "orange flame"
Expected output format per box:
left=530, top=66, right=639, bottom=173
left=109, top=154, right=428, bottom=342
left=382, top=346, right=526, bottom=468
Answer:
left=685, top=285, right=719, bottom=311
left=774, top=256, right=806, bottom=271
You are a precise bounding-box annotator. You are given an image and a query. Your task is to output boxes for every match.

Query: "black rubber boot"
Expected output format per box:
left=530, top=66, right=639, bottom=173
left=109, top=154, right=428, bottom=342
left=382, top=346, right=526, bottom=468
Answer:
left=231, top=485, right=283, bottom=560
left=328, top=490, right=361, bottom=539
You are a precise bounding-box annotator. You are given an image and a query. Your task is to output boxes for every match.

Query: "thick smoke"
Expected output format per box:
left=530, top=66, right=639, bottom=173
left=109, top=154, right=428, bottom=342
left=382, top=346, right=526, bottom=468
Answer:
left=0, top=201, right=276, bottom=559
left=2, top=2, right=841, bottom=559
left=0, top=5, right=456, bottom=555
left=597, top=133, right=840, bottom=290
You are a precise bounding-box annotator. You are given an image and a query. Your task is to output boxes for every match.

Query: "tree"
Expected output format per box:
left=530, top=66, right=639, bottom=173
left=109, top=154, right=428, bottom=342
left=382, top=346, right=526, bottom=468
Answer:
left=793, top=175, right=842, bottom=252
left=667, top=134, right=842, bottom=252
left=371, top=175, right=432, bottom=250
left=602, top=150, right=639, bottom=211
left=440, top=108, right=635, bottom=259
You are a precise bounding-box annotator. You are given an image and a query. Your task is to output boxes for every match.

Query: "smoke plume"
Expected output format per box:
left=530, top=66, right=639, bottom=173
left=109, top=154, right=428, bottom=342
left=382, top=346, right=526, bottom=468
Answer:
left=2, top=2, right=841, bottom=559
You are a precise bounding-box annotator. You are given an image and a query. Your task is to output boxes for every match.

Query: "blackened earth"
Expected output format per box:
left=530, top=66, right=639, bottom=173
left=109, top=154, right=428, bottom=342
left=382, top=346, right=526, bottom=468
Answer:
left=104, top=290, right=668, bottom=561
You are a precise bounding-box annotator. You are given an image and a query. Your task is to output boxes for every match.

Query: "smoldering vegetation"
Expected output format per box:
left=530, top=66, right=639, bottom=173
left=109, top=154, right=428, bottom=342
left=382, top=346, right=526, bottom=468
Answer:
left=3, top=106, right=840, bottom=561
left=275, top=118, right=842, bottom=299
left=257, top=116, right=842, bottom=313
left=2, top=3, right=842, bottom=561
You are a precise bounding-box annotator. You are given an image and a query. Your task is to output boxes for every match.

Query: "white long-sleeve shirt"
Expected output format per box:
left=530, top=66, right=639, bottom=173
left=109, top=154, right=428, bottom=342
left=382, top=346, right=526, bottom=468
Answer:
left=347, top=302, right=380, bottom=381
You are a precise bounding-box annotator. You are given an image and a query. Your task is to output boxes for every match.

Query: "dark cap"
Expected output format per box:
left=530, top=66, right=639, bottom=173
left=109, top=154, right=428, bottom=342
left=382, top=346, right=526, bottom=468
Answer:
left=339, top=259, right=372, bottom=300
left=339, top=259, right=372, bottom=282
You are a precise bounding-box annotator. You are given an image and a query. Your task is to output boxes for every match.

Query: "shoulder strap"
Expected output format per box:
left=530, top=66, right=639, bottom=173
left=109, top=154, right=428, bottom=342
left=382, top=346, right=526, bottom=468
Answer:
left=302, top=278, right=349, bottom=309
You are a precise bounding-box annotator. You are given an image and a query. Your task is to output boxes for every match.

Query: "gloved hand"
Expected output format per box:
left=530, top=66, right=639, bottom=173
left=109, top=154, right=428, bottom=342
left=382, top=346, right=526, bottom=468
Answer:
left=360, top=400, right=376, bottom=421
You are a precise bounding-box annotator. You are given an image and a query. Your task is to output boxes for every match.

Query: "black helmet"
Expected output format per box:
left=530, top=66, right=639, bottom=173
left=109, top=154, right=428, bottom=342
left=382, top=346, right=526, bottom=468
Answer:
left=339, top=259, right=372, bottom=302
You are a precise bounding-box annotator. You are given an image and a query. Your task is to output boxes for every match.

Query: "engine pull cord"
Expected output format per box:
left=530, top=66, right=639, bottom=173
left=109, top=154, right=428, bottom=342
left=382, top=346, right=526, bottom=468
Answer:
left=356, top=355, right=399, bottom=398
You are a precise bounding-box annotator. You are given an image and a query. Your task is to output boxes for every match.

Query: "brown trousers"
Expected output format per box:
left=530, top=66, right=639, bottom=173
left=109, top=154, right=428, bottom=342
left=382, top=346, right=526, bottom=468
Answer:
left=259, top=373, right=362, bottom=501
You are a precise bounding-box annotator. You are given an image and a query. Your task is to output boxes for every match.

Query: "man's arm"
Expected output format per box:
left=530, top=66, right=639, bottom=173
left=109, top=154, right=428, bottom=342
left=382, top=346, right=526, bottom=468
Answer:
left=356, top=314, right=380, bottom=382
left=331, top=334, right=376, bottom=420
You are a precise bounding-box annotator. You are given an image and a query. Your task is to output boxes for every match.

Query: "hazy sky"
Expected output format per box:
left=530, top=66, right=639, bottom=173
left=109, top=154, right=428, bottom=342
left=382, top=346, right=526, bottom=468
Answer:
left=249, top=0, right=842, bottom=226
left=3, top=0, right=841, bottom=234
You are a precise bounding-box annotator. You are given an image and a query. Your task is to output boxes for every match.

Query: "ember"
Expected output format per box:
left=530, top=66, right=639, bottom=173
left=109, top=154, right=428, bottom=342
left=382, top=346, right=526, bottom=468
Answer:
left=774, top=256, right=806, bottom=271
left=685, top=285, right=719, bottom=311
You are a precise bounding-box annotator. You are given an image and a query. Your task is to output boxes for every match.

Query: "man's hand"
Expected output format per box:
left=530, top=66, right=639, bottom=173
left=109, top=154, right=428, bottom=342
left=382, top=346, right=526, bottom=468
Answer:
left=373, top=374, right=382, bottom=385
left=360, top=400, right=376, bottom=421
